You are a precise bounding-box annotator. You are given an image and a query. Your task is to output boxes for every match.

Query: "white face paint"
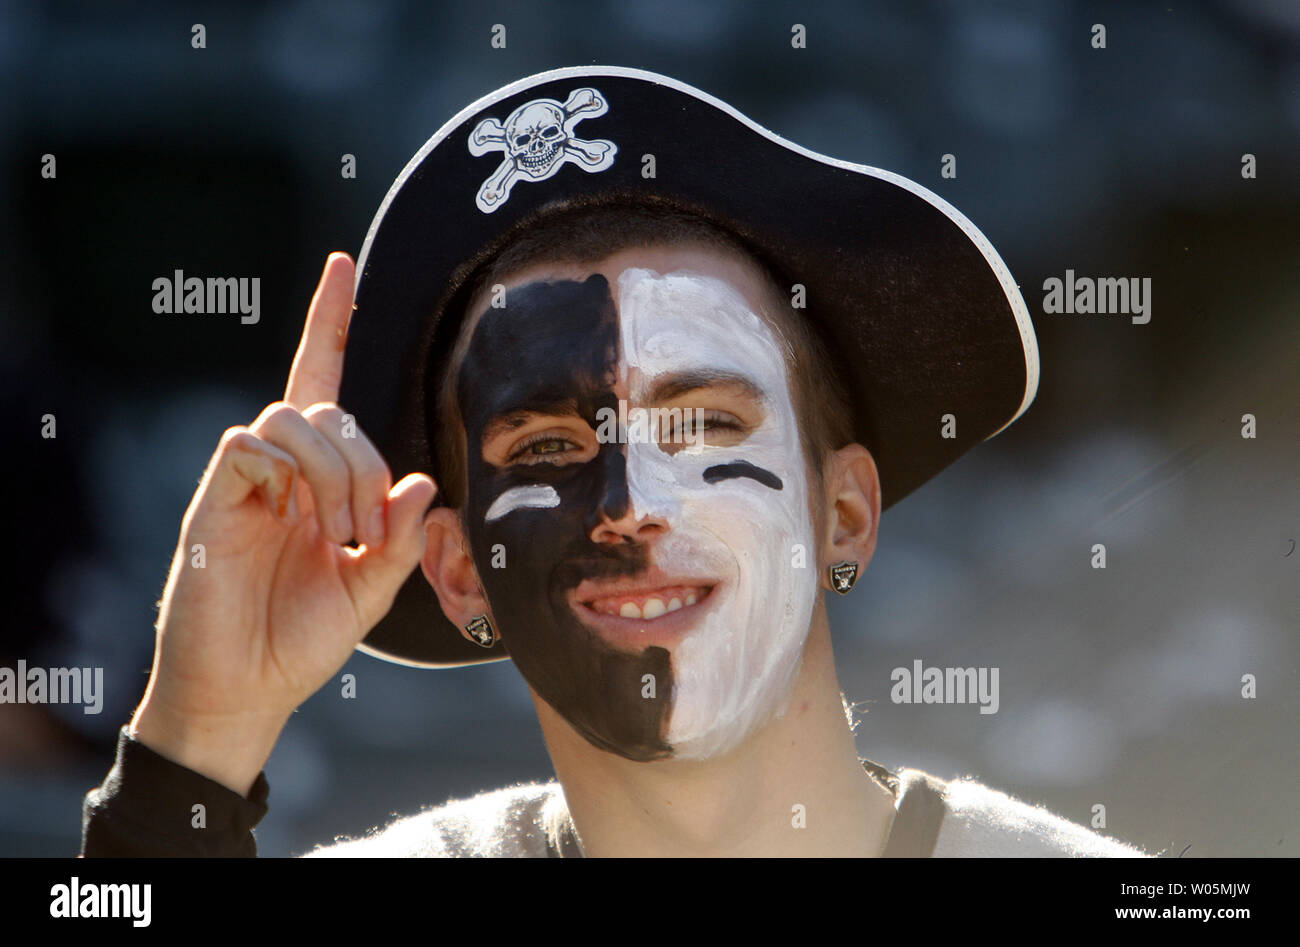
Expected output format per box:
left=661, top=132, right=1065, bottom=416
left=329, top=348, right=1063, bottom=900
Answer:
left=485, top=483, right=561, bottom=522
left=616, top=267, right=819, bottom=760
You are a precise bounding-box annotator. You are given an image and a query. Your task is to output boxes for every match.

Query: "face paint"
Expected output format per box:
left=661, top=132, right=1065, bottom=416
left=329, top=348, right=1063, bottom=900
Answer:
left=485, top=484, right=561, bottom=522
left=454, top=267, right=818, bottom=763
left=702, top=460, right=783, bottom=490
left=457, top=275, right=675, bottom=761
left=615, top=268, right=818, bottom=760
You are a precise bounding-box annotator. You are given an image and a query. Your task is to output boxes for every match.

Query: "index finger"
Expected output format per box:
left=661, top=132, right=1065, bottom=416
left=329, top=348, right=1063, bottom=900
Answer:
left=285, top=252, right=356, bottom=409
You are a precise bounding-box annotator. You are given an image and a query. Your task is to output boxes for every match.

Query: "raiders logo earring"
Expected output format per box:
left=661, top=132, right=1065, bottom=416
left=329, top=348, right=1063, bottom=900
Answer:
left=829, top=561, right=859, bottom=595
left=463, top=614, right=499, bottom=648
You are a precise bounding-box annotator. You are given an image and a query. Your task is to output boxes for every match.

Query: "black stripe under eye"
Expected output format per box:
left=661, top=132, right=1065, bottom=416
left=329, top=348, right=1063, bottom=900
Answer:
left=702, top=461, right=783, bottom=490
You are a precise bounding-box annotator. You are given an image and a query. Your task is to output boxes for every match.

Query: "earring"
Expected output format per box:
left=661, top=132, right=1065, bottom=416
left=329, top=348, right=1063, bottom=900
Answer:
left=464, top=614, right=499, bottom=648
left=829, top=561, right=858, bottom=595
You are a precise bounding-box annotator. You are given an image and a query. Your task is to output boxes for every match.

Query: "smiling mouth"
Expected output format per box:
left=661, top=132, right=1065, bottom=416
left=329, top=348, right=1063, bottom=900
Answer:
left=582, top=584, right=715, bottom=620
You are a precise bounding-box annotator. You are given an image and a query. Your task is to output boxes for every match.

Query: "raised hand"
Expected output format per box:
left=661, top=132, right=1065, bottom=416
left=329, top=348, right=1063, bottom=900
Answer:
left=129, top=253, right=436, bottom=796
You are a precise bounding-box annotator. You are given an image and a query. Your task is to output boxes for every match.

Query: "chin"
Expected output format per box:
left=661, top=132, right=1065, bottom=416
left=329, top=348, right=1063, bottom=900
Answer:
left=663, top=645, right=812, bottom=762
left=653, top=573, right=818, bottom=761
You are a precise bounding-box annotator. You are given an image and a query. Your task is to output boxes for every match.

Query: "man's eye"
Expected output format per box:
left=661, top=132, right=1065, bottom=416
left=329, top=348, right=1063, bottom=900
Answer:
left=507, top=434, right=580, bottom=463
left=664, top=410, right=743, bottom=441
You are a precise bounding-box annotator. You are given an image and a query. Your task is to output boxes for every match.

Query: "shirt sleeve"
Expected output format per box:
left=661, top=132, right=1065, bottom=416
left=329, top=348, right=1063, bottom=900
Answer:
left=80, top=725, right=270, bottom=858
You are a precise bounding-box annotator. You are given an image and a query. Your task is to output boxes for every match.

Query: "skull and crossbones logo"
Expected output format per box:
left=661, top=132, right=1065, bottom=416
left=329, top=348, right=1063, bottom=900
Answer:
left=468, top=87, right=617, bottom=213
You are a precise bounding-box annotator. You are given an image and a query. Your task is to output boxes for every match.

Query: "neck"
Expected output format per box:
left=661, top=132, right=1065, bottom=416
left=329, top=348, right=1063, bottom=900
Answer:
left=533, top=603, right=897, bottom=856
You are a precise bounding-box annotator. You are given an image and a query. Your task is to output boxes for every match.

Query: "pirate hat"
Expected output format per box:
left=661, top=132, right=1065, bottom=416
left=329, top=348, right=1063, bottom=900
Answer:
left=340, top=66, right=1039, bottom=669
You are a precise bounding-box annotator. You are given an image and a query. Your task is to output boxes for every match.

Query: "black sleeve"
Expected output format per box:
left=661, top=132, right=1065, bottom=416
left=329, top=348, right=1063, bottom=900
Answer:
left=80, top=725, right=270, bottom=857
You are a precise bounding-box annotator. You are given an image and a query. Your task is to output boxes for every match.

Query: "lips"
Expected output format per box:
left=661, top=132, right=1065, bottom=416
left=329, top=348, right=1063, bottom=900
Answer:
left=568, top=570, right=719, bottom=649
left=586, top=585, right=708, bottom=619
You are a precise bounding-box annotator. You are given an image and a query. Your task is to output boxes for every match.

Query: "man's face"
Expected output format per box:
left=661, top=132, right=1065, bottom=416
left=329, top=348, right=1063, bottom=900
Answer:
left=454, top=245, right=819, bottom=761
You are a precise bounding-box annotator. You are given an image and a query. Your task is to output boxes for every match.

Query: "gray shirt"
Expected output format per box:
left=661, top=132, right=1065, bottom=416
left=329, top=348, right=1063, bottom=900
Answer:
left=304, top=761, right=1151, bottom=858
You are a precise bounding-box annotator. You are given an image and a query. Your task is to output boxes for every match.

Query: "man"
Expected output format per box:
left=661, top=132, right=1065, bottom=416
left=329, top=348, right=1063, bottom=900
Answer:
left=81, top=67, right=1148, bottom=857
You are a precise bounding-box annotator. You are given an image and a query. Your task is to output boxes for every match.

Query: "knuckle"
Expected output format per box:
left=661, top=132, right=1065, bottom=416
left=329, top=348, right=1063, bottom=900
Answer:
left=218, top=428, right=271, bottom=463
left=308, top=442, right=352, bottom=491
left=350, top=445, right=389, bottom=480
left=324, top=452, right=353, bottom=489
left=217, top=426, right=299, bottom=475
left=218, top=425, right=252, bottom=448
left=302, top=401, right=343, bottom=423
left=358, top=460, right=391, bottom=491
left=254, top=401, right=301, bottom=430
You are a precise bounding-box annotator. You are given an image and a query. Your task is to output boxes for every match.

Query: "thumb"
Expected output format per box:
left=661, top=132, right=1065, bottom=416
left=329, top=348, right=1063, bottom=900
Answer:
left=338, top=473, right=437, bottom=631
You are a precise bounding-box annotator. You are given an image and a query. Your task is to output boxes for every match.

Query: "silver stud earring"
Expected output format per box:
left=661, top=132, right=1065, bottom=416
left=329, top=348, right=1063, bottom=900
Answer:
left=464, top=614, right=499, bottom=648
left=829, top=561, right=858, bottom=595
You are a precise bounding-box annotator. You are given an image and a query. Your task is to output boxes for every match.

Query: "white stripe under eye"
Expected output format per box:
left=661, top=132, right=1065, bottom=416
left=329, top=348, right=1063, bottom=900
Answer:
left=485, top=484, right=562, bottom=522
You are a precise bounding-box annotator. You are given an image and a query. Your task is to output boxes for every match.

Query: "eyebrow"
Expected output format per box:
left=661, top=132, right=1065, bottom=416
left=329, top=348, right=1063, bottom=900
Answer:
left=645, top=369, right=766, bottom=404
left=477, top=370, right=766, bottom=450
left=481, top=398, right=581, bottom=446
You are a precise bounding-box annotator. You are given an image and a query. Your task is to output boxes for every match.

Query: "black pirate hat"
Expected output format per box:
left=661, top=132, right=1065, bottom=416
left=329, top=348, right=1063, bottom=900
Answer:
left=339, top=66, right=1039, bottom=669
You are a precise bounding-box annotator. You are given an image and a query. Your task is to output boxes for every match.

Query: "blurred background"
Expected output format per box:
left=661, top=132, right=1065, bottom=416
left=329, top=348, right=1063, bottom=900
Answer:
left=2, top=0, right=1296, bottom=857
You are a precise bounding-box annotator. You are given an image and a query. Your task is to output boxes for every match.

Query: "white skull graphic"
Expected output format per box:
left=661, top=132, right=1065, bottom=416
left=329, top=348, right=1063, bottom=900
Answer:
left=468, top=87, right=617, bottom=213
left=506, top=102, right=567, bottom=177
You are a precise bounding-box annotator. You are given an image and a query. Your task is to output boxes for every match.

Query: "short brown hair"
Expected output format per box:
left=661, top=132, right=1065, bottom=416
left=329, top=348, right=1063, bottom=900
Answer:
left=433, top=199, right=855, bottom=519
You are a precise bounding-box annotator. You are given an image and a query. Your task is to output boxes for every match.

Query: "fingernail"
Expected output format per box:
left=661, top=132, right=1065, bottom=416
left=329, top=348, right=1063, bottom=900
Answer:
left=337, top=508, right=354, bottom=541
left=369, top=508, right=386, bottom=544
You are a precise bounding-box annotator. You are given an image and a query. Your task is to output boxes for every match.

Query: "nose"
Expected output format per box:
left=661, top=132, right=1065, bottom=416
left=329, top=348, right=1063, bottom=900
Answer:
left=586, top=443, right=669, bottom=545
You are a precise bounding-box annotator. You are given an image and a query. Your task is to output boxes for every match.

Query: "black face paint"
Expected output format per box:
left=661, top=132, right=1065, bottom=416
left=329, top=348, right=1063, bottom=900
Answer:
left=702, top=460, right=783, bottom=491
left=456, top=275, right=675, bottom=761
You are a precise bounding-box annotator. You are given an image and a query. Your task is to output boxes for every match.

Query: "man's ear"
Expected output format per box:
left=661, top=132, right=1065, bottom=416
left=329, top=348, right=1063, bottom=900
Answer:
left=818, top=443, right=882, bottom=592
left=421, top=507, right=492, bottom=633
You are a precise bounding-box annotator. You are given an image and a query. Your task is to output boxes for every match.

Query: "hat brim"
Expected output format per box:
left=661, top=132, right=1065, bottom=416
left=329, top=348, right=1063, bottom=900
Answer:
left=340, top=65, right=1039, bottom=669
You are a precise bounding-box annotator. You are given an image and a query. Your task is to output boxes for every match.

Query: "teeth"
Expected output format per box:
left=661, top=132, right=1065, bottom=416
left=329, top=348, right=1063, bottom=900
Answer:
left=589, top=587, right=709, bottom=618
